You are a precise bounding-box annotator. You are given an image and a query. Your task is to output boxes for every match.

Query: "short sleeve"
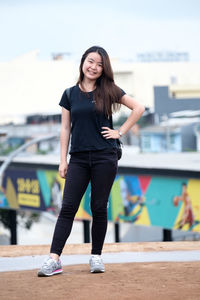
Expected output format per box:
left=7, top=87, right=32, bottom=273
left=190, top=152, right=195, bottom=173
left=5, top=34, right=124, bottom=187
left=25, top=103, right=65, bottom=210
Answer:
left=117, top=88, right=126, bottom=104
left=120, top=88, right=126, bottom=97
left=59, top=90, right=70, bottom=111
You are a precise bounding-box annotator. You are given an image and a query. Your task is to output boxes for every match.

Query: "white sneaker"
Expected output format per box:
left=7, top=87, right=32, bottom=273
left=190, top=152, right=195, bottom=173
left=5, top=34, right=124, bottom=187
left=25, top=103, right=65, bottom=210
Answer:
left=37, top=256, right=63, bottom=277
left=89, top=255, right=105, bottom=273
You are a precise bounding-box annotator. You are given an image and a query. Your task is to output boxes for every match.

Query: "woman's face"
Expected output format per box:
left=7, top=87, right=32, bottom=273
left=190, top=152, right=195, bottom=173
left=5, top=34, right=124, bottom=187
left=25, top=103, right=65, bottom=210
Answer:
left=82, top=52, right=103, bottom=81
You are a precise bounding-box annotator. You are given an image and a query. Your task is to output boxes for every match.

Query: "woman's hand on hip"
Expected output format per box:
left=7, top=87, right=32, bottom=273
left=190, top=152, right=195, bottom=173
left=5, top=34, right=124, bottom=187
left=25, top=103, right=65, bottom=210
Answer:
left=101, top=127, right=120, bottom=139
left=59, top=161, right=68, bottom=178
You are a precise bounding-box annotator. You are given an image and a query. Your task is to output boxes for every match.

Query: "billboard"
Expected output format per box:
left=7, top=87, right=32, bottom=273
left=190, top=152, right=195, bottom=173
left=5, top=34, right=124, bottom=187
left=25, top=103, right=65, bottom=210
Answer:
left=1, top=167, right=200, bottom=232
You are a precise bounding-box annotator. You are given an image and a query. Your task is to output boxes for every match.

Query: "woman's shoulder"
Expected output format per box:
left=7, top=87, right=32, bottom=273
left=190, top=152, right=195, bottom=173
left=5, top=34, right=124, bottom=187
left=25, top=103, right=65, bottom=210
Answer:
left=65, top=85, right=80, bottom=97
left=65, top=84, right=77, bottom=93
left=59, top=85, right=78, bottom=110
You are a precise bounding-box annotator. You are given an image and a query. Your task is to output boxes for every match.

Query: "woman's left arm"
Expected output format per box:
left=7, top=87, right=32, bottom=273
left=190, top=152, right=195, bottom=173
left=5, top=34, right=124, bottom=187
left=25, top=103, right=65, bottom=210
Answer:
left=101, top=95, right=145, bottom=139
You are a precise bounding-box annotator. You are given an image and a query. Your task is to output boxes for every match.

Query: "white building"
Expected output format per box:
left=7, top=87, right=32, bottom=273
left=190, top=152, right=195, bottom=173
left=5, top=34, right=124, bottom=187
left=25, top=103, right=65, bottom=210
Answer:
left=0, top=50, right=200, bottom=125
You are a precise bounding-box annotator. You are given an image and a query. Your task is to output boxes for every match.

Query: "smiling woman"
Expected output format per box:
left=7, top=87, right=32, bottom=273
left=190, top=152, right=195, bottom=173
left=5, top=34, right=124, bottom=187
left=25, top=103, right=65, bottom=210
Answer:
left=77, top=46, right=123, bottom=117
left=82, top=53, right=103, bottom=82
left=37, top=45, right=145, bottom=277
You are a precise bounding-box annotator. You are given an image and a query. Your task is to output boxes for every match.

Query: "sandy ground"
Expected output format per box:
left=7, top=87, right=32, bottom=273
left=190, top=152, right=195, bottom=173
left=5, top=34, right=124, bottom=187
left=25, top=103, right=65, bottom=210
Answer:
left=1, top=242, right=200, bottom=300
left=1, top=262, right=200, bottom=300
left=1, top=241, right=200, bottom=257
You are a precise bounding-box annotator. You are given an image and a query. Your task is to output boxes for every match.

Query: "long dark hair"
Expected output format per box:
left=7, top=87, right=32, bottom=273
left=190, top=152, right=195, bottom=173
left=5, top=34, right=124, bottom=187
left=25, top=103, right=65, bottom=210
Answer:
left=77, top=46, right=122, bottom=116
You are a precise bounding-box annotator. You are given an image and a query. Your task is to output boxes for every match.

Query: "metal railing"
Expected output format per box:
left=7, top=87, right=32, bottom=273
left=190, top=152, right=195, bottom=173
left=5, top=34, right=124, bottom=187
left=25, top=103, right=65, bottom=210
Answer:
left=0, top=133, right=59, bottom=188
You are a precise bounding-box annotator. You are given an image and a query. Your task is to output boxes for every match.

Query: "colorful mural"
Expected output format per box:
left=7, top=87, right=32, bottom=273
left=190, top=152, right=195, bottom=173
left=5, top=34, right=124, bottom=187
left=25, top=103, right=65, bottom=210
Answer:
left=0, top=167, right=200, bottom=232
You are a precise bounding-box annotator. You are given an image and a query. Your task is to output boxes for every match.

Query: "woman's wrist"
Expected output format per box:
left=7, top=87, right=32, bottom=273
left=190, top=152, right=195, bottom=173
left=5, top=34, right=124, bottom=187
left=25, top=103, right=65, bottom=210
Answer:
left=118, top=130, right=123, bottom=137
left=60, top=158, right=68, bottom=164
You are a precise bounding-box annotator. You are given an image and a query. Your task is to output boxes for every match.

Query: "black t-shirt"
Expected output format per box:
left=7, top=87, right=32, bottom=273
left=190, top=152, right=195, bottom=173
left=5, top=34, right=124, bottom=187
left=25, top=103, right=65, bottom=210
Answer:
left=59, top=85, right=125, bottom=154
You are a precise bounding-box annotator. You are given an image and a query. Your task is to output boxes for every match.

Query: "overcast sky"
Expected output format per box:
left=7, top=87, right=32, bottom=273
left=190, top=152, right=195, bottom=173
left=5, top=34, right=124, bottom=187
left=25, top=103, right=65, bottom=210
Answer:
left=1, top=0, right=200, bottom=61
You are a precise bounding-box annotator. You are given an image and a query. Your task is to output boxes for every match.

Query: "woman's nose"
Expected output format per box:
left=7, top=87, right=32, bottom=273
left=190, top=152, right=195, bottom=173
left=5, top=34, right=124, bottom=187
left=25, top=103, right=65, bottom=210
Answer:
left=91, top=64, right=97, bottom=70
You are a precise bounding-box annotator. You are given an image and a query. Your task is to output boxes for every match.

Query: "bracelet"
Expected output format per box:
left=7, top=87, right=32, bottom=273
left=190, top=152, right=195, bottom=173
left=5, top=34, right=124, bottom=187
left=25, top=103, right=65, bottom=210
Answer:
left=118, top=130, right=123, bottom=137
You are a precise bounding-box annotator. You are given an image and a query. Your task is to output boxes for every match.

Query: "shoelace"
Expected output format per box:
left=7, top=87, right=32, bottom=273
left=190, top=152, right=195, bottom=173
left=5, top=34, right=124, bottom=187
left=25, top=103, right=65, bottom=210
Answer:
left=92, top=256, right=102, bottom=265
left=43, top=258, right=56, bottom=268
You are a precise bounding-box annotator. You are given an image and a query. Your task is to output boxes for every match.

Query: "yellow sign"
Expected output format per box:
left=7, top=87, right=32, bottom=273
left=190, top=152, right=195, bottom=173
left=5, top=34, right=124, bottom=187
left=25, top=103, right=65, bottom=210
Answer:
left=17, top=178, right=40, bottom=194
left=18, top=193, right=40, bottom=207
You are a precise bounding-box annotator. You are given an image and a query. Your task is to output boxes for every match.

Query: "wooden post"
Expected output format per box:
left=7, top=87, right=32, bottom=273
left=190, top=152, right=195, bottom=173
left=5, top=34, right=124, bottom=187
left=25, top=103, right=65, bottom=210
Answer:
left=163, top=228, right=172, bottom=241
left=114, top=222, right=120, bottom=242
left=83, top=220, right=90, bottom=243
left=10, top=210, right=17, bottom=245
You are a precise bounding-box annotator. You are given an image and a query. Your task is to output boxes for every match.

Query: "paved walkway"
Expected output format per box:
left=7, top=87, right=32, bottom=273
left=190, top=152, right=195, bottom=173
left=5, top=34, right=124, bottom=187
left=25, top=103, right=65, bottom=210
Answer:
left=1, top=250, right=200, bottom=272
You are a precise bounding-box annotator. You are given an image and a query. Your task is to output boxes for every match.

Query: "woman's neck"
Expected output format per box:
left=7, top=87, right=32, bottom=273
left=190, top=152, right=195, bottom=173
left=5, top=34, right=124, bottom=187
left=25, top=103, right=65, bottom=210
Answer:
left=81, top=79, right=96, bottom=92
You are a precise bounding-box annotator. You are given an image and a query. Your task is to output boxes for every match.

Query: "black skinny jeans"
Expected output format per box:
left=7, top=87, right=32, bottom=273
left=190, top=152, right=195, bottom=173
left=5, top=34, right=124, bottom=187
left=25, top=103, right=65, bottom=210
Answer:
left=50, top=149, right=118, bottom=256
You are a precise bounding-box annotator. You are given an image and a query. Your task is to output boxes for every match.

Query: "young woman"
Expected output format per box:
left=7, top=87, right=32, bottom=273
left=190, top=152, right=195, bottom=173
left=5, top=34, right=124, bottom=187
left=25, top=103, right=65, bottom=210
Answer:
left=38, top=46, right=145, bottom=276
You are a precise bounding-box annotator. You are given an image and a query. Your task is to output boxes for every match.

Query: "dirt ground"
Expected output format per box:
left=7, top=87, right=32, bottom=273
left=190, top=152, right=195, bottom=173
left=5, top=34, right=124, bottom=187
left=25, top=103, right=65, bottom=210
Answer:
left=1, top=262, right=200, bottom=300
left=1, top=242, right=200, bottom=300
left=1, top=241, right=200, bottom=257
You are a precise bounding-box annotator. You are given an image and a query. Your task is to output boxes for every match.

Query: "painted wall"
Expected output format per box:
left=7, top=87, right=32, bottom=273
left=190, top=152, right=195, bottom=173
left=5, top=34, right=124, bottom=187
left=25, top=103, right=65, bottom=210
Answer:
left=1, top=167, right=200, bottom=232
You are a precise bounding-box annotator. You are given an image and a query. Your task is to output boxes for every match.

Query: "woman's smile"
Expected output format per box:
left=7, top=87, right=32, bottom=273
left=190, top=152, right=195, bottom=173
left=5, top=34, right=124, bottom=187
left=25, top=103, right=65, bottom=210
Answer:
left=82, top=52, right=103, bottom=80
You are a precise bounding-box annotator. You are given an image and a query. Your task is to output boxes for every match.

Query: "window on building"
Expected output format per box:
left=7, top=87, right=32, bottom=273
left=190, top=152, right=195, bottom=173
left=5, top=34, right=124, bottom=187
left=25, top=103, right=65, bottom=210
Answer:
left=170, top=135, right=175, bottom=145
left=143, top=135, right=151, bottom=149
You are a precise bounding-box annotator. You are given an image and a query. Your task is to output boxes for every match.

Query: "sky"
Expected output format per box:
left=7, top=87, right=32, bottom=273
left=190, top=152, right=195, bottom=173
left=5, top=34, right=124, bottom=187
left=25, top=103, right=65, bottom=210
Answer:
left=1, top=0, right=200, bottom=62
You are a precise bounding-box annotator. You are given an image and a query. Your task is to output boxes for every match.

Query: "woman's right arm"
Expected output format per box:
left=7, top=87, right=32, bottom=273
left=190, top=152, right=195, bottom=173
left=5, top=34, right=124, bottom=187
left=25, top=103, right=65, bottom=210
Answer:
left=59, top=107, right=71, bottom=178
